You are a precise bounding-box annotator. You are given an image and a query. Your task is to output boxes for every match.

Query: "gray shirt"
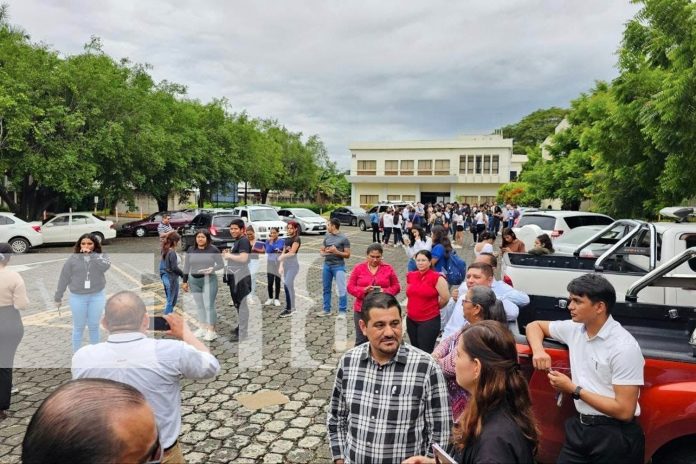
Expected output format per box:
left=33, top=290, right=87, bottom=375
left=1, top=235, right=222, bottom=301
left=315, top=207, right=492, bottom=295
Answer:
left=323, top=232, right=350, bottom=266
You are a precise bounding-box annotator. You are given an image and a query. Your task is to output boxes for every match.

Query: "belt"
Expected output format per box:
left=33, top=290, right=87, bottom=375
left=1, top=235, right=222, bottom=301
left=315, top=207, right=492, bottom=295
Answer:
left=164, top=440, right=178, bottom=452
left=578, top=413, right=634, bottom=426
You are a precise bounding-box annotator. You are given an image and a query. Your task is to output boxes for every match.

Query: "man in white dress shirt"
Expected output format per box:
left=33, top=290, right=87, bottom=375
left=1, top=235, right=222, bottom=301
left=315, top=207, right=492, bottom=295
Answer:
left=72, top=291, right=220, bottom=464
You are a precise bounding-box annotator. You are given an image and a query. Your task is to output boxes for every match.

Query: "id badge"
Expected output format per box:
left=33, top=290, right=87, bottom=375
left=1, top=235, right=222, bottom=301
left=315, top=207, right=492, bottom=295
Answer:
left=84, top=280, right=91, bottom=290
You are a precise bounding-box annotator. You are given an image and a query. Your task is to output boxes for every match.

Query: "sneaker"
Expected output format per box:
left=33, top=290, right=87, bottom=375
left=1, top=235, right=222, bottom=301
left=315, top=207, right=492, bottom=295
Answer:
left=203, top=330, right=218, bottom=341
left=228, top=301, right=235, bottom=307
left=317, top=311, right=331, bottom=317
left=273, top=299, right=281, bottom=307
left=337, top=312, right=347, bottom=320
left=263, top=299, right=273, bottom=306
left=194, top=328, right=206, bottom=338
left=279, top=308, right=295, bottom=318
left=10, top=386, right=18, bottom=395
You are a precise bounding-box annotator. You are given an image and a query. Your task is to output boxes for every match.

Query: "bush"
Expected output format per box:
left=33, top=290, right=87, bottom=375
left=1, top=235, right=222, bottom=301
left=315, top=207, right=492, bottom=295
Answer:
left=272, top=202, right=341, bottom=214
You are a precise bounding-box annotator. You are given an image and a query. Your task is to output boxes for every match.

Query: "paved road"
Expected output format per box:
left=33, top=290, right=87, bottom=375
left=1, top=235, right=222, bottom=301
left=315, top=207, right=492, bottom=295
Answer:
left=1, top=227, right=482, bottom=463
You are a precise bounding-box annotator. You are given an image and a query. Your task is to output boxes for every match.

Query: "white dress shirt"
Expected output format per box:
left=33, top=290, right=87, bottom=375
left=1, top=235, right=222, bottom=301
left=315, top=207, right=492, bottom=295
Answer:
left=72, top=333, right=220, bottom=448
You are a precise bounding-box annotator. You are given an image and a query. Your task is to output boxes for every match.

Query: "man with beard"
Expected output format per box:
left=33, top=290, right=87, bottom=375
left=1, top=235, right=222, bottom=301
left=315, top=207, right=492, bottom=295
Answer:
left=327, top=292, right=451, bottom=464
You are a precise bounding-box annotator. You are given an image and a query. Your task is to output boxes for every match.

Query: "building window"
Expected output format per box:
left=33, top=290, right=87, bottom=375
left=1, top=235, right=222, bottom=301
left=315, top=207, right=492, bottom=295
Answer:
left=510, top=170, right=518, bottom=181
left=467, top=156, right=475, bottom=174
left=400, top=160, right=414, bottom=175
left=418, top=159, right=432, bottom=175
left=483, top=156, right=491, bottom=173
left=360, top=195, right=379, bottom=207
left=402, top=195, right=416, bottom=202
left=492, top=155, right=499, bottom=174
left=357, top=160, right=376, bottom=175
left=459, top=155, right=467, bottom=174
left=387, top=195, right=401, bottom=201
left=475, top=155, right=483, bottom=174
left=384, top=160, right=399, bottom=175
left=434, top=159, right=450, bottom=175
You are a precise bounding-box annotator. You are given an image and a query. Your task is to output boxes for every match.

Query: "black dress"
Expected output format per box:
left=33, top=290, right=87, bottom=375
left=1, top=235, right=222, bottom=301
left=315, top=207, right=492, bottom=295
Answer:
left=456, top=408, right=535, bottom=464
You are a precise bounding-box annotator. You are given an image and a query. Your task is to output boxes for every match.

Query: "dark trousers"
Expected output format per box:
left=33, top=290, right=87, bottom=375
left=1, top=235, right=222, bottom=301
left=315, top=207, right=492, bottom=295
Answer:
left=473, top=224, right=485, bottom=243
left=393, top=227, right=403, bottom=245
left=353, top=311, right=368, bottom=346
left=228, top=273, right=251, bottom=337
left=557, top=415, right=645, bottom=464
left=371, top=223, right=380, bottom=243
left=0, top=308, right=24, bottom=410
left=406, top=315, right=440, bottom=353
left=266, top=261, right=281, bottom=299
left=382, top=227, right=392, bottom=244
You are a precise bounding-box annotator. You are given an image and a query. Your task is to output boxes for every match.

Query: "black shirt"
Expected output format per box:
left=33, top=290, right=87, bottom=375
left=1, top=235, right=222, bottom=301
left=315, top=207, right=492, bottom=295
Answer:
left=227, top=236, right=251, bottom=270
left=283, top=235, right=301, bottom=262
left=457, top=408, right=534, bottom=464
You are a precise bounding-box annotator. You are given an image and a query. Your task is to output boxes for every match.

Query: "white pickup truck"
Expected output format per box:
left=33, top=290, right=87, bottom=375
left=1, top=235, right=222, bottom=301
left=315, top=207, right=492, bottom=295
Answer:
left=230, top=205, right=287, bottom=241
left=503, top=218, right=696, bottom=307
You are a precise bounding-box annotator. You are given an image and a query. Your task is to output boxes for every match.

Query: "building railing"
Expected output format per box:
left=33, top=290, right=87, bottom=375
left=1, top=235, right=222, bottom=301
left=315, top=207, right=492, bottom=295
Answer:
left=357, top=170, right=376, bottom=175
left=384, top=170, right=399, bottom=176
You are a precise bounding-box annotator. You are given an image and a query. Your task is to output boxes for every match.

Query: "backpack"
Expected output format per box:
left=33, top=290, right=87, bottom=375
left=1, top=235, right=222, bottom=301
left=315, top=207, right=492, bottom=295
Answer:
left=433, top=215, right=444, bottom=227
left=444, top=249, right=467, bottom=286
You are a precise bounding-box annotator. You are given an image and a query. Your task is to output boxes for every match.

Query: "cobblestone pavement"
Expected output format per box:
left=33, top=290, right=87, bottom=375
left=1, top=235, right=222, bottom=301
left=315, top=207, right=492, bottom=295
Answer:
left=0, top=227, right=485, bottom=463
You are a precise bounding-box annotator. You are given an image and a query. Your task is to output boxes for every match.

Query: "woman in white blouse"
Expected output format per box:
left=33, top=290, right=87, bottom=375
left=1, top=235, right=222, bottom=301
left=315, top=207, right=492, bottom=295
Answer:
left=403, top=225, right=432, bottom=272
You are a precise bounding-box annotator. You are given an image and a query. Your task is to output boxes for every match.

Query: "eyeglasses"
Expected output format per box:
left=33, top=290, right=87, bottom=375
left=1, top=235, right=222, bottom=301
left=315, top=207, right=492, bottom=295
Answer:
left=143, top=432, right=163, bottom=464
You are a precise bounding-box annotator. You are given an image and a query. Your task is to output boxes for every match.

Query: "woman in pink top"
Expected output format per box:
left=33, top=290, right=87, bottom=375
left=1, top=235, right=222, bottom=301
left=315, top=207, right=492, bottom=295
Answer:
left=347, top=243, right=400, bottom=345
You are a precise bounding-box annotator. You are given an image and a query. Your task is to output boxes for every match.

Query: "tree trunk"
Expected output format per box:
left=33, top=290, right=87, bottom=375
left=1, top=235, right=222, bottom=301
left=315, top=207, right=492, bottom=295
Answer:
left=261, top=188, right=269, bottom=204
left=156, top=195, right=168, bottom=212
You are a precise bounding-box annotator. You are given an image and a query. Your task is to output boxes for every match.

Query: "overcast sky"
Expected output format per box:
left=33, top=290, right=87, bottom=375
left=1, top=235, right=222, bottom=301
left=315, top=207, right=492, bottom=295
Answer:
left=6, top=0, right=640, bottom=169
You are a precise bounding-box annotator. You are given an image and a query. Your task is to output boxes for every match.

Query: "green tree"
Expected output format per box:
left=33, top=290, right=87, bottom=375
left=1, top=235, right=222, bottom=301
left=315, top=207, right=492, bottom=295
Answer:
left=500, top=107, right=568, bottom=154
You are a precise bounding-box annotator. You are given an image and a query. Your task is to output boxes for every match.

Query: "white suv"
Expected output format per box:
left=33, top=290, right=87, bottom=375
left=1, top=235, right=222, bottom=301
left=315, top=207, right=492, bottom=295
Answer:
left=0, top=212, right=44, bottom=253
left=513, top=210, right=614, bottom=239
left=231, top=205, right=287, bottom=240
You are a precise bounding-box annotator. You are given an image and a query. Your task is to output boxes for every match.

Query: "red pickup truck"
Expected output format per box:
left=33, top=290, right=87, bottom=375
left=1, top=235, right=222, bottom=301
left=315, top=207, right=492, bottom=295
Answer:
left=515, top=247, right=696, bottom=463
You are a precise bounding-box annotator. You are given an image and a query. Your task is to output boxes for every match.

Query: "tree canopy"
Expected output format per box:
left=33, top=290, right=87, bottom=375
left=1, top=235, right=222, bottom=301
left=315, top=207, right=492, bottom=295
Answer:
left=0, top=6, right=346, bottom=219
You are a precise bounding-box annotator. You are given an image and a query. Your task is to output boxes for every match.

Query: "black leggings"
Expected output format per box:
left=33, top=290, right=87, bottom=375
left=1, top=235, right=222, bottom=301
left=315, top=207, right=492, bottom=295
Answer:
left=406, top=315, right=440, bottom=353
left=371, top=223, right=380, bottom=243
left=0, top=308, right=24, bottom=410
left=267, top=261, right=281, bottom=299
left=382, top=227, right=392, bottom=244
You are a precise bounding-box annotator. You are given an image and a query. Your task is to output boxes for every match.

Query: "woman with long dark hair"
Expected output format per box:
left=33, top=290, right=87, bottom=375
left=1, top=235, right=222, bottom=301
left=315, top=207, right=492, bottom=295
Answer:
left=430, top=225, right=453, bottom=274
left=405, top=320, right=538, bottom=464
left=160, top=231, right=183, bottom=315
left=278, top=220, right=301, bottom=318
left=432, top=286, right=507, bottom=420
left=528, top=233, right=554, bottom=255
left=182, top=229, right=224, bottom=341
left=55, top=233, right=111, bottom=352
left=0, top=243, right=28, bottom=421
left=500, top=228, right=526, bottom=254
left=264, top=227, right=284, bottom=307
left=405, top=249, right=449, bottom=353
left=403, top=225, right=431, bottom=272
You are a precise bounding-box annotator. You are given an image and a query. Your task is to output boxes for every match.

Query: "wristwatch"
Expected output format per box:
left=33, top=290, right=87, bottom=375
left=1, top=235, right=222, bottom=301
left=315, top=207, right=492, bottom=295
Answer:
left=572, top=385, right=583, bottom=400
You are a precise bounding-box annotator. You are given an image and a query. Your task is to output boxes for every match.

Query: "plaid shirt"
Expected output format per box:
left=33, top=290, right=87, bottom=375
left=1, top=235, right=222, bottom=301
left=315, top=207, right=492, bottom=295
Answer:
left=327, top=343, right=451, bottom=463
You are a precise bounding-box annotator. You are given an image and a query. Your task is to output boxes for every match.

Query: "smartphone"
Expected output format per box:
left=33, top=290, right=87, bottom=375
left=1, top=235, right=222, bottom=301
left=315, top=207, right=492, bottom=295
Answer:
left=371, top=286, right=382, bottom=292
left=432, top=443, right=457, bottom=464
left=150, top=316, right=170, bottom=331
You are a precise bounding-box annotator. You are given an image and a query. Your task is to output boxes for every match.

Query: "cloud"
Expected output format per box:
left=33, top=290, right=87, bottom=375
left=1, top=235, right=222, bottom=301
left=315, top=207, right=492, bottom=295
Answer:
left=5, top=0, right=640, bottom=168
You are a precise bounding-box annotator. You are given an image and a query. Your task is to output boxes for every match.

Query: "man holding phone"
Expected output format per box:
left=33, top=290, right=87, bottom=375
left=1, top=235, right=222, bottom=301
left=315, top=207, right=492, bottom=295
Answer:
left=72, top=291, right=220, bottom=464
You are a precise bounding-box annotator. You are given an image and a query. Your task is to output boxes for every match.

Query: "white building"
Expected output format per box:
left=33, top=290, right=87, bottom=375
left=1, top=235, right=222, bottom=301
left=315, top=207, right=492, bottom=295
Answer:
left=346, top=134, right=526, bottom=207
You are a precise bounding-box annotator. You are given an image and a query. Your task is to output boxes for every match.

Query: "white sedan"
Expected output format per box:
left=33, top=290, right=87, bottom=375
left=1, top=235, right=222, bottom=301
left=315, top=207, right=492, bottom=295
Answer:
left=0, top=212, right=44, bottom=253
left=36, top=212, right=117, bottom=245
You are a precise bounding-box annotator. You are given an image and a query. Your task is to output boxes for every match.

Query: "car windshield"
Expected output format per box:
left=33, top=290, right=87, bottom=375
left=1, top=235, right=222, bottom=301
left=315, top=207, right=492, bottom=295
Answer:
left=348, top=207, right=366, bottom=215
left=250, top=209, right=280, bottom=221
left=292, top=209, right=320, bottom=218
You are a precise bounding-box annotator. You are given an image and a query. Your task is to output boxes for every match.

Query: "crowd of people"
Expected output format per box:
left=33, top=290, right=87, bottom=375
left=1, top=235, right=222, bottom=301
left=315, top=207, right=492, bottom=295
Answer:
left=1, top=203, right=647, bottom=464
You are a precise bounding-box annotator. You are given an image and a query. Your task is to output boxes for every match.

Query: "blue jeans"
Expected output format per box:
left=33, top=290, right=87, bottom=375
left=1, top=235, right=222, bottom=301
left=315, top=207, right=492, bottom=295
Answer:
left=189, top=274, right=218, bottom=325
left=70, top=291, right=105, bottom=352
left=283, top=259, right=299, bottom=310
left=160, top=260, right=179, bottom=315
left=322, top=263, right=347, bottom=313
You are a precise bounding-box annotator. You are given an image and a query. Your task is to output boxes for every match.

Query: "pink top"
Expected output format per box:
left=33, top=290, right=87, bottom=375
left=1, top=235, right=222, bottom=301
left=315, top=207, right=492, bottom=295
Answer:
left=347, top=261, right=401, bottom=312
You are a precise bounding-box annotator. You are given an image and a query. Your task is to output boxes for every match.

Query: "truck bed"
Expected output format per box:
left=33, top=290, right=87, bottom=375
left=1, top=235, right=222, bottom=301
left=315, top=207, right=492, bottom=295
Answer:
left=507, top=252, right=646, bottom=275
left=516, top=295, right=696, bottom=363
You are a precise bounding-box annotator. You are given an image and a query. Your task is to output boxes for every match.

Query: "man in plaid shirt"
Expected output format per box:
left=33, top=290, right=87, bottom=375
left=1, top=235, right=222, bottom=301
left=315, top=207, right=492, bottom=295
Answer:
left=327, top=292, right=451, bottom=464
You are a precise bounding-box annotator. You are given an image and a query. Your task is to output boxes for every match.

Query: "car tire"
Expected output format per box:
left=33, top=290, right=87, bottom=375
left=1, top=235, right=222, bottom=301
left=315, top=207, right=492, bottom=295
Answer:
left=134, top=227, right=147, bottom=238
left=92, top=232, right=105, bottom=244
left=359, top=220, right=367, bottom=231
left=350, top=218, right=357, bottom=227
left=9, top=237, right=30, bottom=254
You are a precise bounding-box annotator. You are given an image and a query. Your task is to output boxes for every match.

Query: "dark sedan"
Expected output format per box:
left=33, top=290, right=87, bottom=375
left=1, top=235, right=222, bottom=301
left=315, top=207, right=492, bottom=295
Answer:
left=180, top=213, right=238, bottom=250
left=119, top=211, right=194, bottom=238
left=330, top=206, right=370, bottom=230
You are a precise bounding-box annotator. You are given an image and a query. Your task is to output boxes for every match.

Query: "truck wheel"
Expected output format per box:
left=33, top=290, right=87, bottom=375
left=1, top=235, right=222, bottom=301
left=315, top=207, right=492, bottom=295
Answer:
left=134, top=227, right=147, bottom=238
left=359, top=220, right=367, bottom=231
left=9, top=237, right=30, bottom=254
left=350, top=218, right=357, bottom=227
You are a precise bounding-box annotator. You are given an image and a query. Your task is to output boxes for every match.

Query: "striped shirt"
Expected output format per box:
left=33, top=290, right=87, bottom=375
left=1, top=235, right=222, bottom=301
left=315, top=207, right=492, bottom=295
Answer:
left=327, top=343, right=451, bottom=463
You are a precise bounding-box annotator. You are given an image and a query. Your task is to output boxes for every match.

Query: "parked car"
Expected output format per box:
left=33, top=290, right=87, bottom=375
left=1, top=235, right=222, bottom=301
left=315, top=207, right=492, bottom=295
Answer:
left=0, top=212, right=43, bottom=253
left=330, top=206, right=370, bottom=230
left=553, top=224, right=628, bottom=257
left=367, top=202, right=411, bottom=215
left=37, top=212, right=116, bottom=245
left=120, top=210, right=194, bottom=238
left=180, top=212, right=238, bottom=250
left=512, top=210, right=614, bottom=239
left=277, top=208, right=327, bottom=235
left=230, top=205, right=287, bottom=240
